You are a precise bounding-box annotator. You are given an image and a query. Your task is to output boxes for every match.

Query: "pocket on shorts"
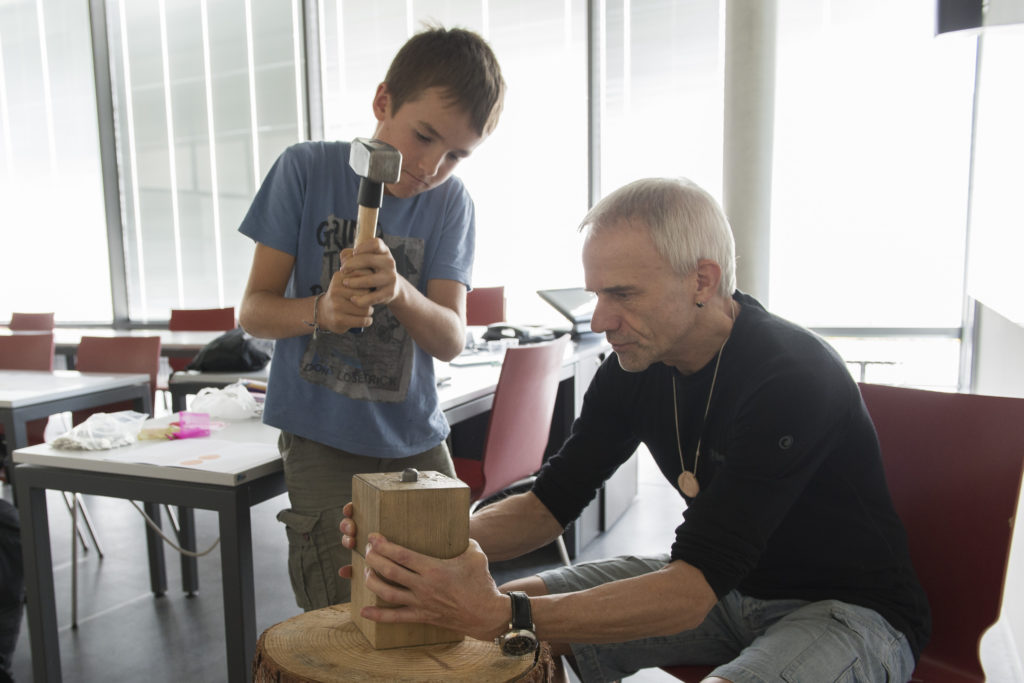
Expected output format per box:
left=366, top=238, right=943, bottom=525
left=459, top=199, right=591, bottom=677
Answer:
left=780, top=603, right=900, bottom=683
left=277, top=508, right=335, bottom=611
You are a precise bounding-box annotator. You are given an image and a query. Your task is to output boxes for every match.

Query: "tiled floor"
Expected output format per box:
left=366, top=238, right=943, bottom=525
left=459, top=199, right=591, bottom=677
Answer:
left=4, top=452, right=1022, bottom=682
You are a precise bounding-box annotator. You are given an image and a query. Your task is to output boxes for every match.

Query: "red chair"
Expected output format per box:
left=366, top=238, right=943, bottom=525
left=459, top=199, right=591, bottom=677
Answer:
left=466, top=286, right=506, bottom=326
left=860, top=383, right=1024, bottom=682
left=452, top=335, right=572, bottom=565
left=8, top=311, right=55, bottom=330
left=167, top=307, right=236, bottom=372
left=0, top=332, right=55, bottom=371
left=72, top=335, right=161, bottom=424
left=0, top=332, right=55, bottom=459
left=67, top=335, right=162, bottom=625
left=663, top=384, right=1024, bottom=682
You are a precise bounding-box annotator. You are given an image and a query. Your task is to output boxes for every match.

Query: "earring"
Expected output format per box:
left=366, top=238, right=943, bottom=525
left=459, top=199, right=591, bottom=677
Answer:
left=695, top=301, right=705, bottom=308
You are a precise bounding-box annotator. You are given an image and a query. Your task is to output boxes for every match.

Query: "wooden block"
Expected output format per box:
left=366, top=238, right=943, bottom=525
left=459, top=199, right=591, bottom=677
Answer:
left=351, top=470, right=470, bottom=649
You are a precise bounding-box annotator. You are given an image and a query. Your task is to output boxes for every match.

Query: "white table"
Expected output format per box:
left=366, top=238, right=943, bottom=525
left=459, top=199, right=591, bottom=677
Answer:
left=14, top=416, right=282, bottom=683
left=0, top=370, right=152, bottom=455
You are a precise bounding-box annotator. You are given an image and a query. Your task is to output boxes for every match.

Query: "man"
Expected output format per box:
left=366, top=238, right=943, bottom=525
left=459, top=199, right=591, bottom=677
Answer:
left=341, top=178, right=930, bottom=682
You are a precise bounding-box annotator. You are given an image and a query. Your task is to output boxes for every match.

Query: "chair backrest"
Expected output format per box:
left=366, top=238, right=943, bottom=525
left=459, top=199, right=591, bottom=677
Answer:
left=859, top=382, right=1024, bottom=681
left=474, top=335, right=569, bottom=503
left=9, top=312, right=55, bottom=330
left=168, top=307, right=236, bottom=371
left=0, top=332, right=55, bottom=370
left=73, top=335, right=162, bottom=423
left=466, top=287, right=506, bottom=326
left=168, top=307, right=236, bottom=331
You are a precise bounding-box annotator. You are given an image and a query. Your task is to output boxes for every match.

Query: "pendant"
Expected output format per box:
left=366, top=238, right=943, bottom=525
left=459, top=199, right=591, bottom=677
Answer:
left=677, top=471, right=700, bottom=497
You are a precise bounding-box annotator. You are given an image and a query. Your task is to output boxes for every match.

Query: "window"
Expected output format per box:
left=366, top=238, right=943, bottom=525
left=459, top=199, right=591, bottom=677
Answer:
left=599, top=0, right=724, bottom=198
left=0, top=0, right=111, bottom=322
left=769, top=0, right=978, bottom=389
left=104, top=0, right=306, bottom=321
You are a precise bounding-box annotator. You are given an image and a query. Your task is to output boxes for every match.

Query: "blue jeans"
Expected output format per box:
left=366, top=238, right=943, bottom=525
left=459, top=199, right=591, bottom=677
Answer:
left=538, top=554, right=915, bottom=683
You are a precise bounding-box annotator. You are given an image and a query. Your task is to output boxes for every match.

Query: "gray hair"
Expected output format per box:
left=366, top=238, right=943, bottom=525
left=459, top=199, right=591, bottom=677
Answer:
left=579, top=178, right=737, bottom=297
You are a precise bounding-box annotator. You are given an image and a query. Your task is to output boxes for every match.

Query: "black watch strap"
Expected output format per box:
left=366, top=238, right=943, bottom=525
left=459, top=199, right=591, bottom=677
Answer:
left=508, top=591, right=533, bottom=630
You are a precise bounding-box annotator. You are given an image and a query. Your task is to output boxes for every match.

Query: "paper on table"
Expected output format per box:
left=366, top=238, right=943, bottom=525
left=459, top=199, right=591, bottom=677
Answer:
left=99, top=438, right=278, bottom=473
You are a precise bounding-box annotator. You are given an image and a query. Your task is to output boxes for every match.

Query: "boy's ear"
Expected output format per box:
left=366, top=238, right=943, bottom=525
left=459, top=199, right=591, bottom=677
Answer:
left=371, top=83, right=391, bottom=122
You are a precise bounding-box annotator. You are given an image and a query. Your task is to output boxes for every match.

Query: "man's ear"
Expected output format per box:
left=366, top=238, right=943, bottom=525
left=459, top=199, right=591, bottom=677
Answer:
left=694, top=259, right=723, bottom=299
left=371, top=82, right=391, bottom=122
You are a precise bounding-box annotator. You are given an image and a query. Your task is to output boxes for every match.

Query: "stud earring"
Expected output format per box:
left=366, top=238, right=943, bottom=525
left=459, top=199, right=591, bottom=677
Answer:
left=696, top=301, right=705, bottom=308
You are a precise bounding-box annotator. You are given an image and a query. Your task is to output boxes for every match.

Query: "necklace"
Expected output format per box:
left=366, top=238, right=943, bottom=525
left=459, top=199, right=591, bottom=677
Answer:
left=671, top=335, right=729, bottom=498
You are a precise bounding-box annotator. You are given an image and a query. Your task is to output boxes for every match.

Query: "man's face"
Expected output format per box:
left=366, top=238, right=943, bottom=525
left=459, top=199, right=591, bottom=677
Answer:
left=583, top=220, right=697, bottom=372
left=371, top=85, right=485, bottom=199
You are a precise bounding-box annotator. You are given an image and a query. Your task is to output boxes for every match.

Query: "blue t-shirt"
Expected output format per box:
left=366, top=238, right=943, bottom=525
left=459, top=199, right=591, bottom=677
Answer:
left=239, top=141, right=475, bottom=457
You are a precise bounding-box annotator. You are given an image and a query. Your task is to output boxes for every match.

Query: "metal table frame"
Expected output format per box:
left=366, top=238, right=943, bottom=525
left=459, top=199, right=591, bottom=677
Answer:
left=16, top=462, right=286, bottom=683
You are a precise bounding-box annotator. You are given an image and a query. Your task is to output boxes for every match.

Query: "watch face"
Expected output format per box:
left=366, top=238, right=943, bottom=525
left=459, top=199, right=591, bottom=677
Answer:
left=501, top=629, right=538, bottom=656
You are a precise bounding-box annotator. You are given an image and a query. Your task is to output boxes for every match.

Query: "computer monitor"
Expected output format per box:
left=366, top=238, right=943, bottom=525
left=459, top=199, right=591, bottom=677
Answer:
left=536, top=287, right=596, bottom=337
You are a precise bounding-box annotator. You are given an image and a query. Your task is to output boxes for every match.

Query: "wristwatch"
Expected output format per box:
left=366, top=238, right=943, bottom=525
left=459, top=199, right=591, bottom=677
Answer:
left=496, top=591, right=539, bottom=656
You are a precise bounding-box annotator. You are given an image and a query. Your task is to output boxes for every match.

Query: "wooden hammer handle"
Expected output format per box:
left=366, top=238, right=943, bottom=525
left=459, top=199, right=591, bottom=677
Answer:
left=355, top=205, right=379, bottom=246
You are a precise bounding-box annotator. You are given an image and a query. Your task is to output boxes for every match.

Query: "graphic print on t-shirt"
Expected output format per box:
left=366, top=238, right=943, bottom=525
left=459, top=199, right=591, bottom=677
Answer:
left=299, top=214, right=424, bottom=403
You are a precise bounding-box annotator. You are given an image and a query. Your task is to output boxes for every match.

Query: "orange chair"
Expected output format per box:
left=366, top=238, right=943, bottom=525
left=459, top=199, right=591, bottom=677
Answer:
left=8, top=311, right=55, bottom=330
left=167, top=307, right=236, bottom=371
left=663, top=384, right=1024, bottom=682
left=466, top=286, right=506, bottom=326
left=452, top=334, right=572, bottom=565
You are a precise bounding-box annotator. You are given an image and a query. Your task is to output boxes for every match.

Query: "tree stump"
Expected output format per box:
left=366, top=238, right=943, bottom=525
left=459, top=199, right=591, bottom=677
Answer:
left=253, top=603, right=554, bottom=682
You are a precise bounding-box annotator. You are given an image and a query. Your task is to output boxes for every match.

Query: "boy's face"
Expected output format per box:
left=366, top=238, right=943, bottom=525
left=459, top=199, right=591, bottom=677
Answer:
left=371, top=84, right=486, bottom=199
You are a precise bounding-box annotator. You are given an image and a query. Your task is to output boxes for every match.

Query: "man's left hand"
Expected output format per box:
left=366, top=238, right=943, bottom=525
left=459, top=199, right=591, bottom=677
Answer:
left=359, top=533, right=510, bottom=642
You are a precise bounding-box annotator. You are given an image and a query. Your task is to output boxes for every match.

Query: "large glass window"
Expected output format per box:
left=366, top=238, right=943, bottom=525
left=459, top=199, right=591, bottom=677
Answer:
left=105, top=0, right=306, bottom=322
left=0, top=0, right=111, bottom=322
left=769, top=0, right=978, bottom=390
left=599, top=0, right=724, bottom=199
left=319, top=0, right=590, bottom=326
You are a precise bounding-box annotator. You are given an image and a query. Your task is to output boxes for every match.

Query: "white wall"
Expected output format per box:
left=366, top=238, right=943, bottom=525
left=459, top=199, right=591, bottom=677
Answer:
left=973, top=302, right=1024, bottom=675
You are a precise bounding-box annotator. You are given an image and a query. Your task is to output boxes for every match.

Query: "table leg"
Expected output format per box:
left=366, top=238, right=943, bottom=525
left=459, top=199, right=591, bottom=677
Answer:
left=220, top=492, right=257, bottom=683
left=143, top=501, right=168, bottom=596
left=179, top=506, right=199, bottom=594
left=171, top=389, right=188, bottom=413
left=17, top=474, right=62, bottom=682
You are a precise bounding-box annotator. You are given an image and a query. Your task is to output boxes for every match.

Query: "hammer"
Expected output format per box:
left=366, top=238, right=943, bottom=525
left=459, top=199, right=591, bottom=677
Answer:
left=347, top=138, right=402, bottom=332
left=349, top=137, right=402, bottom=247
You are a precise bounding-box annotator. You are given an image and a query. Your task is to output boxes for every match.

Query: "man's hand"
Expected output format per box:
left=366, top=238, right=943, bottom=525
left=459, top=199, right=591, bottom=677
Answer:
left=357, top=533, right=510, bottom=643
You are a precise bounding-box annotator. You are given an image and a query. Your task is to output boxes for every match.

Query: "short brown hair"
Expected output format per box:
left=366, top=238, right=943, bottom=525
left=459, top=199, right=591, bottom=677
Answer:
left=384, top=25, right=505, bottom=137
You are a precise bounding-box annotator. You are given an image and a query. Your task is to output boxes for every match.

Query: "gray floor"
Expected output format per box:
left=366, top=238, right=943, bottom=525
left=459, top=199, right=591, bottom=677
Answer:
left=3, top=453, right=1022, bottom=682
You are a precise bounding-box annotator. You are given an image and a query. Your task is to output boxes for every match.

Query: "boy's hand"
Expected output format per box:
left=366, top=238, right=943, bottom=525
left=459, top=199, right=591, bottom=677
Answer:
left=339, top=238, right=400, bottom=308
left=338, top=501, right=357, bottom=580
left=320, top=268, right=374, bottom=332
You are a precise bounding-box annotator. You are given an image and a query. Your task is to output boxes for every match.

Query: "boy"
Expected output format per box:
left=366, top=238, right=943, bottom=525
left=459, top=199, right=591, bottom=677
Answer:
left=238, top=26, right=505, bottom=610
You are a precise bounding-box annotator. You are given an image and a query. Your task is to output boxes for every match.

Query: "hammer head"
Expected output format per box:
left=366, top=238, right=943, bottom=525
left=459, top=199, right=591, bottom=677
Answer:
left=349, top=138, right=402, bottom=184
